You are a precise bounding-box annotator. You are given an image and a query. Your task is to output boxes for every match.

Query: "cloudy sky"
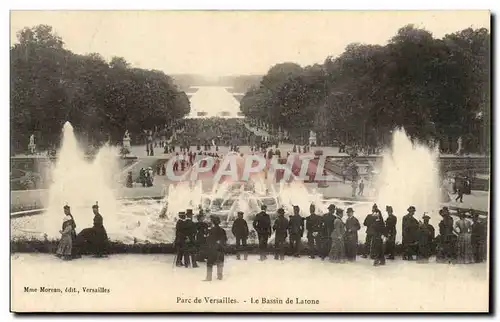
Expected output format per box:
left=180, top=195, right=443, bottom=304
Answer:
left=11, top=11, right=490, bottom=76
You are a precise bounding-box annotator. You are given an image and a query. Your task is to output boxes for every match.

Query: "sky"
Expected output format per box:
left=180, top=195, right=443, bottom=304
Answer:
left=10, top=11, right=490, bottom=76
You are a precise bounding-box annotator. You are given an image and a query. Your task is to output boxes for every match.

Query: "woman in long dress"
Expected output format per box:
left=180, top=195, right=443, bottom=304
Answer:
left=56, top=215, right=74, bottom=260
left=329, top=210, right=346, bottom=263
left=454, top=212, right=474, bottom=264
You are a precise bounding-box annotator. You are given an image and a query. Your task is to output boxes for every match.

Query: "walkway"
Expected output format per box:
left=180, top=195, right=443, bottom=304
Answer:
left=11, top=253, right=488, bottom=312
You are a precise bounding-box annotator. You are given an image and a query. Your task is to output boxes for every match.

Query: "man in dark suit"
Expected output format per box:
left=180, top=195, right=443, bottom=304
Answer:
left=385, top=205, right=397, bottom=260
left=273, top=208, right=289, bottom=260
left=320, top=204, right=336, bottom=260
left=232, top=211, right=249, bottom=260
left=306, top=204, right=322, bottom=259
left=288, top=205, right=304, bottom=257
left=253, top=205, right=271, bottom=261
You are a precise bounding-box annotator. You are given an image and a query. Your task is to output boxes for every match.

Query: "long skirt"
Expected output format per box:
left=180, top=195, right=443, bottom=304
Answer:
left=329, top=237, right=346, bottom=263
left=456, top=233, right=474, bottom=264
left=56, top=234, right=72, bottom=256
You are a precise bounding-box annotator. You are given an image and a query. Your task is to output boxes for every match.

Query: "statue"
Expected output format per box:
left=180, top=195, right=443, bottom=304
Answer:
left=122, top=130, right=131, bottom=150
left=456, top=136, right=463, bottom=155
left=28, top=134, right=36, bottom=154
left=309, top=130, right=317, bottom=146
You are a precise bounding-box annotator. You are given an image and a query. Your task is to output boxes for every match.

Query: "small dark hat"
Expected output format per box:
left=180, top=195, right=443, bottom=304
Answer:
left=346, top=207, right=354, bottom=213
left=372, top=203, right=378, bottom=210
left=328, top=204, right=336, bottom=211
left=178, top=211, right=186, bottom=218
left=210, top=215, right=221, bottom=225
left=407, top=206, right=416, bottom=212
left=237, top=211, right=244, bottom=215
left=277, top=208, right=285, bottom=214
left=186, top=209, right=193, bottom=217
left=386, top=205, right=393, bottom=211
left=63, top=205, right=70, bottom=210
left=422, top=214, right=431, bottom=220
left=92, top=204, right=99, bottom=209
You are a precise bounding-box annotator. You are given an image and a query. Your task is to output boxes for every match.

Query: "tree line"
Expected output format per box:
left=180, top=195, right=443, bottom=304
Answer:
left=240, top=25, right=490, bottom=154
left=11, top=25, right=191, bottom=154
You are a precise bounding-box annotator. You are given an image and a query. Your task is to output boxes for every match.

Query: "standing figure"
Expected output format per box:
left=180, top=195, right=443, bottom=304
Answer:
left=232, top=211, right=249, bottom=260
left=370, top=212, right=387, bottom=266
left=454, top=212, right=474, bottom=264
left=358, top=179, right=365, bottom=196
left=455, top=187, right=464, bottom=203
left=56, top=214, right=74, bottom=260
left=204, top=215, right=228, bottom=281
left=362, top=205, right=377, bottom=258
left=351, top=180, right=357, bottom=197
left=344, top=207, right=360, bottom=261
left=437, top=207, right=455, bottom=263
left=329, top=208, right=346, bottom=263
left=195, top=212, right=209, bottom=262
left=253, top=205, right=271, bottom=261
left=288, top=205, right=304, bottom=257
left=139, top=168, right=146, bottom=187
left=306, top=204, right=322, bottom=259
left=417, top=214, right=435, bottom=263
left=184, top=209, right=198, bottom=268
left=174, top=212, right=188, bottom=267
left=63, top=205, right=80, bottom=259
left=385, top=206, right=397, bottom=260
left=91, top=203, right=108, bottom=257
left=402, top=206, right=419, bottom=260
left=471, top=213, right=486, bottom=263
left=273, top=208, right=289, bottom=260
left=126, top=171, right=133, bottom=188
left=320, top=204, right=336, bottom=260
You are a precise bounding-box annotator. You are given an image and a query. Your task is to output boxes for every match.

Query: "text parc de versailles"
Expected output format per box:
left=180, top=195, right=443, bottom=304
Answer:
left=24, top=286, right=110, bottom=294
left=177, top=296, right=319, bottom=305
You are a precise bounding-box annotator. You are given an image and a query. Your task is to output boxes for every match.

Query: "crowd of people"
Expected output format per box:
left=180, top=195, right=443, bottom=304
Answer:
left=175, top=118, right=258, bottom=148
left=55, top=203, right=109, bottom=260
left=172, top=203, right=488, bottom=281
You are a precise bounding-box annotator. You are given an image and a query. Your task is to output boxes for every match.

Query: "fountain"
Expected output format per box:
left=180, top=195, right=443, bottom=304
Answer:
left=373, top=128, right=443, bottom=235
left=44, top=122, right=120, bottom=239
left=12, top=125, right=455, bottom=246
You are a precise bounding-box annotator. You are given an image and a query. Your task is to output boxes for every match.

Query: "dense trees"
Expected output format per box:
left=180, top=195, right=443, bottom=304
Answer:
left=11, top=25, right=190, bottom=154
left=240, top=25, right=490, bottom=154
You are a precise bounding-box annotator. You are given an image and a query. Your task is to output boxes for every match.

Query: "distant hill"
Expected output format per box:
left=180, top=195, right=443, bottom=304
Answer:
left=171, top=74, right=262, bottom=93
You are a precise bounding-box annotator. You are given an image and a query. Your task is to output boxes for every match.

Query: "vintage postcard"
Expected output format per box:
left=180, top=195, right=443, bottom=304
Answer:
left=10, top=10, right=491, bottom=313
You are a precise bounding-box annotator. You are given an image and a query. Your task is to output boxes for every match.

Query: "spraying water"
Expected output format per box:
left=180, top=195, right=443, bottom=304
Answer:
left=374, top=128, right=442, bottom=235
left=45, top=122, right=120, bottom=239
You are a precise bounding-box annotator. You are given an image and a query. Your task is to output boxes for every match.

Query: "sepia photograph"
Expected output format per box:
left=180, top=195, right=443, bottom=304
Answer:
left=9, top=10, right=491, bottom=313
